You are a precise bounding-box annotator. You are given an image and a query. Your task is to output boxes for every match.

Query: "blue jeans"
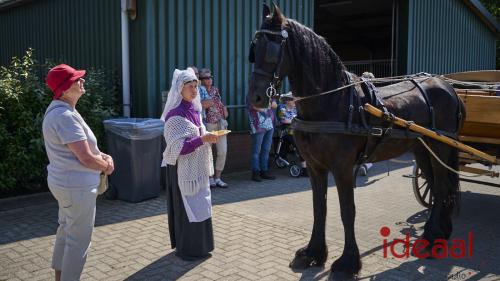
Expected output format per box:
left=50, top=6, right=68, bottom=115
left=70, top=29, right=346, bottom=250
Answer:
left=251, top=128, right=274, bottom=171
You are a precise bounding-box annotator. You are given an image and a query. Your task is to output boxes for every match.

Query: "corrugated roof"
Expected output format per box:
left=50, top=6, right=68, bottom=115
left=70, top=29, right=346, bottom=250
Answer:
left=0, top=0, right=31, bottom=12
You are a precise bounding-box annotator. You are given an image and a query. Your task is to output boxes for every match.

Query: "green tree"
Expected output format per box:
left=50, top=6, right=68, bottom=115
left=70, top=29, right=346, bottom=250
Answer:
left=0, top=49, right=120, bottom=197
left=479, top=0, right=499, bottom=18
left=479, top=0, right=499, bottom=69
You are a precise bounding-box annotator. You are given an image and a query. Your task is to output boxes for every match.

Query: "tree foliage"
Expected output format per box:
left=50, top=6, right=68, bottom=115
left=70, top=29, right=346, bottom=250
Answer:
left=0, top=49, right=120, bottom=197
left=479, top=0, right=499, bottom=69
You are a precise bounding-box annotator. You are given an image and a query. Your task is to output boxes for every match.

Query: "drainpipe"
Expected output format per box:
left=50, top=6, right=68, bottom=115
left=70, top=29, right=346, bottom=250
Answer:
left=390, top=0, right=395, bottom=76
left=121, top=0, right=131, bottom=117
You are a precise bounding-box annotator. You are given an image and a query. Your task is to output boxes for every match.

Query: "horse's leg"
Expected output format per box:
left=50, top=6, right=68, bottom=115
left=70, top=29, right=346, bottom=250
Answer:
left=290, top=164, right=329, bottom=269
left=422, top=142, right=459, bottom=246
left=330, top=164, right=361, bottom=276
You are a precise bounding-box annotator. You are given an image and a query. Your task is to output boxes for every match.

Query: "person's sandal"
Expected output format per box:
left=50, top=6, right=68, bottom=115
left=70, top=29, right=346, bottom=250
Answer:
left=209, top=177, right=217, bottom=188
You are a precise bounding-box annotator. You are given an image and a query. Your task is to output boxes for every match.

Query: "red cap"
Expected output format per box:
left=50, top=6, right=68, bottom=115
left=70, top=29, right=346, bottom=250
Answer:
left=46, top=64, right=86, bottom=99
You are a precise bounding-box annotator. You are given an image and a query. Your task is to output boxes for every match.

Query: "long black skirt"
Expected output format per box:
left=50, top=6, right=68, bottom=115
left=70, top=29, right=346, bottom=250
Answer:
left=165, top=164, right=214, bottom=259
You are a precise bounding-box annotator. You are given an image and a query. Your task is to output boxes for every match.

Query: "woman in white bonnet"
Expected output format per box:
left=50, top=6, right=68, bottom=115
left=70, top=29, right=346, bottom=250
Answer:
left=161, top=68, right=218, bottom=260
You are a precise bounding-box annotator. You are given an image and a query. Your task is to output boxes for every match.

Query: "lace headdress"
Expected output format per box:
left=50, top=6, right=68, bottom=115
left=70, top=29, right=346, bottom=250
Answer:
left=160, top=68, right=201, bottom=121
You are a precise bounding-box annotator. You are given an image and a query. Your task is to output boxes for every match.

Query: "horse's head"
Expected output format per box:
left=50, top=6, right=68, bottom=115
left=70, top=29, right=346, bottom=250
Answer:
left=247, top=3, right=289, bottom=109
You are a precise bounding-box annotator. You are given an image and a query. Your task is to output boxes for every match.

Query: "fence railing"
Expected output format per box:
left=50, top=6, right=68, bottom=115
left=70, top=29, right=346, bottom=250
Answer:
left=344, top=59, right=395, bottom=78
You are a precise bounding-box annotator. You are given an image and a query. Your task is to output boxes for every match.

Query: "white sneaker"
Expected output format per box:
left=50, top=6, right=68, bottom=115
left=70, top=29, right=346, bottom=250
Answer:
left=209, top=177, right=216, bottom=188
left=215, top=178, right=228, bottom=188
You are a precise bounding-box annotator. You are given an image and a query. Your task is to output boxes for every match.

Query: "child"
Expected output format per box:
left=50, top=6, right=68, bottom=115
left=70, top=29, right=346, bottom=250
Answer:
left=277, top=92, right=308, bottom=177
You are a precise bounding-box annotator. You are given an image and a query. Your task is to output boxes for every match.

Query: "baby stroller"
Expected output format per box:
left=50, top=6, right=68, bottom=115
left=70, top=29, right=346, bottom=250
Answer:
left=273, top=124, right=303, bottom=177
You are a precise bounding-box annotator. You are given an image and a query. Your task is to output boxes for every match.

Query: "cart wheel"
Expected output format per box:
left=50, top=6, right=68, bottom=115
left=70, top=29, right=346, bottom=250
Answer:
left=289, top=164, right=302, bottom=177
left=412, top=164, right=433, bottom=208
left=275, top=157, right=288, bottom=169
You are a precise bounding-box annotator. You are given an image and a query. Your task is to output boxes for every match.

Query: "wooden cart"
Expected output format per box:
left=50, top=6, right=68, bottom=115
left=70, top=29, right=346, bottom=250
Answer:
left=412, top=71, right=500, bottom=208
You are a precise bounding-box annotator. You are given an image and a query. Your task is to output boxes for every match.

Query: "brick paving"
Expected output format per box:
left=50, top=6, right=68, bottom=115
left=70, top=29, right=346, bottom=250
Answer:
left=1, top=154, right=499, bottom=281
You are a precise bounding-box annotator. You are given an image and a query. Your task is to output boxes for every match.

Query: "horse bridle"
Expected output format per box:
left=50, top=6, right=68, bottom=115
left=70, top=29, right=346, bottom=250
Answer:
left=250, top=28, right=288, bottom=100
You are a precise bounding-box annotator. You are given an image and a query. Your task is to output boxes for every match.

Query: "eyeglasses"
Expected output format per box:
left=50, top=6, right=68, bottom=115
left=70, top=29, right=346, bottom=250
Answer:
left=200, top=76, right=213, bottom=80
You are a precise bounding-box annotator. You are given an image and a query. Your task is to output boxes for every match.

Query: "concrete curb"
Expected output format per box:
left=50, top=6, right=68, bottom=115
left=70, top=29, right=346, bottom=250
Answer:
left=0, top=191, right=54, bottom=213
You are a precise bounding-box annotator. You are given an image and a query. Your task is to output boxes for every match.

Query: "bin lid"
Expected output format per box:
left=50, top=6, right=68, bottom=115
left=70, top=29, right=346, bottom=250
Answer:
left=103, top=118, right=164, bottom=140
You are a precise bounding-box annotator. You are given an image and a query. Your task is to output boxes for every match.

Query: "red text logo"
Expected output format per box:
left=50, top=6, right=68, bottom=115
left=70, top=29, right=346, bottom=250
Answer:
left=380, top=226, right=473, bottom=259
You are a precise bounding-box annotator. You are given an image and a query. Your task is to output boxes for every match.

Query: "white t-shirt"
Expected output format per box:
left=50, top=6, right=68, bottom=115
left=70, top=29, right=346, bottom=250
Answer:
left=42, top=100, right=100, bottom=189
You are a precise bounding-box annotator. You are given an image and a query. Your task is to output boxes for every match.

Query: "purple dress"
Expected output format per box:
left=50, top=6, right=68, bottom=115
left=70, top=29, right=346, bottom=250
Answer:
left=164, top=100, right=214, bottom=259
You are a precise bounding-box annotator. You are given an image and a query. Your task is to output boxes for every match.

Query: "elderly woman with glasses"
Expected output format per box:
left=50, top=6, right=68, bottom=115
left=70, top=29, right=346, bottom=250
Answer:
left=198, top=68, right=229, bottom=188
left=43, top=64, right=115, bottom=281
left=160, top=68, right=218, bottom=261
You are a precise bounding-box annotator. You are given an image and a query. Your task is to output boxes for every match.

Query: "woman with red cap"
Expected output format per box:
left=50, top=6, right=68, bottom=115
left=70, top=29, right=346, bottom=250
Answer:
left=42, top=64, right=114, bottom=281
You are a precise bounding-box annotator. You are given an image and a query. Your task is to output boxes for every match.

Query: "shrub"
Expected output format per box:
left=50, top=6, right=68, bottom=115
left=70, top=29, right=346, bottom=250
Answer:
left=0, top=49, right=120, bottom=197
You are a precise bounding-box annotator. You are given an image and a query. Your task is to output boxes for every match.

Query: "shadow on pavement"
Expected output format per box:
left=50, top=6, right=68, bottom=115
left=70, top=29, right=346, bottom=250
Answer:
left=123, top=251, right=208, bottom=281
left=340, top=190, right=500, bottom=280
left=292, top=189, right=500, bottom=281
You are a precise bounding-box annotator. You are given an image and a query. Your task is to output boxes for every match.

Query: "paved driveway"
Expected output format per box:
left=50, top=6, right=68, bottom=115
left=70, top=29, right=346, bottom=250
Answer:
left=1, top=154, right=499, bottom=280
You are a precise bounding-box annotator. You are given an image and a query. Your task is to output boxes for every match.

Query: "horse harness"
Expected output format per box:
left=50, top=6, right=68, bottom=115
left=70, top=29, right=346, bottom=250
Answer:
left=250, top=26, right=460, bottom=164
left=291, top=71, right=460, bottom=165
left=250, top=28, right=289, bottom=98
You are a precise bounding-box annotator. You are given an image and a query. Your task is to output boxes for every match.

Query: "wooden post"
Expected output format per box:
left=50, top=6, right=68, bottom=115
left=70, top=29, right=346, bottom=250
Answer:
left=364, top=103, right=497, bottom=164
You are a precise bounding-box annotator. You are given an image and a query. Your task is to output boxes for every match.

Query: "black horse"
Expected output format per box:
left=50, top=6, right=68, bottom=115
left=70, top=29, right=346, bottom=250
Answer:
left=247, top=4, right=465, bottom=278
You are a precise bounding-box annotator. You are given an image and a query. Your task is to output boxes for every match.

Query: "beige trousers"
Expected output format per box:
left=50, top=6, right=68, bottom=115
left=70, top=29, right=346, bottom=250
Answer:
left=49, top=184, right=97, bottom=281
left=206, top=122, right=228, bottom=171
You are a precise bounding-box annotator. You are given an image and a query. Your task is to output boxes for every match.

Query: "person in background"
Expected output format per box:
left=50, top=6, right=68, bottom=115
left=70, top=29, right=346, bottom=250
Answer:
left=277, top=92, right=308, bottom=177
left=189, top=66, right=210, bottom=122
left=199, top=68, right=229, bottom=188
left=160, top=68, right=217, bottom=261
left=43, top=64, right=115, bottom=281
left=359, top=71, right=375, bottom=176
left=247, top=96, right=277, bottom=182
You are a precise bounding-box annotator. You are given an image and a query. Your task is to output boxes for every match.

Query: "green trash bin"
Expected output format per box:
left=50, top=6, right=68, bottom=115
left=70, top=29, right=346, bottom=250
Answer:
left=103, top=118, right=164, bottom=202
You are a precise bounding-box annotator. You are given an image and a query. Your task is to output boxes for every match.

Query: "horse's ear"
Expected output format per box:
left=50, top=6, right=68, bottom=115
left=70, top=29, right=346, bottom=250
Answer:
left=271, top=3, right=284, bottom=26
left=262, top=3, right=271, bottom=20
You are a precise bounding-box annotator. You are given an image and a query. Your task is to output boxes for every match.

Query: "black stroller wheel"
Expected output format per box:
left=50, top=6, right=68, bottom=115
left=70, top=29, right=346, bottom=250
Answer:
left=289, top=164, right=302, bottom=177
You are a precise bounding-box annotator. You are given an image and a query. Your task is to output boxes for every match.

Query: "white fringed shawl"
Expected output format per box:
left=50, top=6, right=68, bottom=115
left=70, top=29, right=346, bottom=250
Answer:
left=162, top=115, right=214, bottom=196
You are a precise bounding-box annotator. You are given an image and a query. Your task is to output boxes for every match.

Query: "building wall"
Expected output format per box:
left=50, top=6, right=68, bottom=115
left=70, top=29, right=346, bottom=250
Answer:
left=0, top=0, right=313, bottom=131
left=0, top=0, right=121, bottom=75
left=129, top=0, right=314, bottom=130
left=405, top=0, right=496, bottom=74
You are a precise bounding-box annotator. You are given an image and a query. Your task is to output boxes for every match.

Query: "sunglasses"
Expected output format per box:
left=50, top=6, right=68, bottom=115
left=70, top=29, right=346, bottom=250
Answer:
left=200, top=76, right=213, bottom=80
left=183, top=79, right=199, bottom=85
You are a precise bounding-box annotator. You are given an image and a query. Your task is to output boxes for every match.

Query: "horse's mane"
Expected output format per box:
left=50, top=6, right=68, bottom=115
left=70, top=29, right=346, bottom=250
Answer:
left=285, top=19, right=346, bottom=94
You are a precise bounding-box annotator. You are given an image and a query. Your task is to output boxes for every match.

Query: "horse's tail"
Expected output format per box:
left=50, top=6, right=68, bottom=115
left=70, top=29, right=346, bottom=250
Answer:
left=446, top=147, right=461, bottom=214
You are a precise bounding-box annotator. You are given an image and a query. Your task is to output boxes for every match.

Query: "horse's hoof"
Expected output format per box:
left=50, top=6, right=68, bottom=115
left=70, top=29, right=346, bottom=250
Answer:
left=289, top=254, right=314, bottom=269
left=328, top=271, right=357, bottom=281
left=330, top=254, right=361, bottom=276
left=289, top=246, right=326, bottom=269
